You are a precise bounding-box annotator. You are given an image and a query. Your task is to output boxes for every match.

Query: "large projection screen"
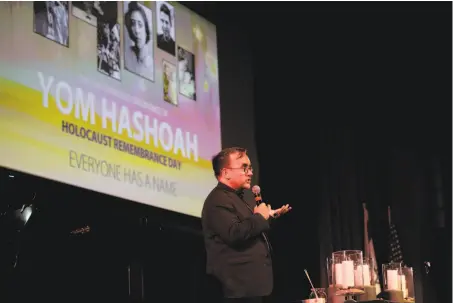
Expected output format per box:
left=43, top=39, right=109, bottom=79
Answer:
left=0, top=1, right=221, bottom=217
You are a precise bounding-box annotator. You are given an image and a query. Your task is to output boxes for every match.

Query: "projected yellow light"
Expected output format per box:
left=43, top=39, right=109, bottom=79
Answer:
left=193, top=25, right=203, bottom=42
left=0, top=1, right=222, bottom=218
left=205, top=53, right=218, bottom=77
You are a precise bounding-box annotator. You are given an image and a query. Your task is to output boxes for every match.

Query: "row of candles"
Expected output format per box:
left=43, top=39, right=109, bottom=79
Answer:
left=384, top=263, right=411, bottom=298
left=333, top=260, right=371, bottom=287
left=328, top=250, right=414, bottom=299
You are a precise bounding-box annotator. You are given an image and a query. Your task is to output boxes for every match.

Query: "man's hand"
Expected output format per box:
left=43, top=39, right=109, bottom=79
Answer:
left=269, top=204, right=292, bottom=218
left=254, top=203, right=271, bottom=220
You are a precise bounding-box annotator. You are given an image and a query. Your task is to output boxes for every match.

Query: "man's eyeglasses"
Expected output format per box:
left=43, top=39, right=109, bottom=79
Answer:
left=225, top=166, right=253, bottom=173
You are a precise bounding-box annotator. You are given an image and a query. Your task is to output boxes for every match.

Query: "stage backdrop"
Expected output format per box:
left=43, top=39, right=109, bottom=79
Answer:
left=0, top=1, right=221, bottom=217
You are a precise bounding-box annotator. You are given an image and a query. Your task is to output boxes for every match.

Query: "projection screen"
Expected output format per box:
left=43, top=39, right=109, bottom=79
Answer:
left=0, top=1, right=221, bottom=217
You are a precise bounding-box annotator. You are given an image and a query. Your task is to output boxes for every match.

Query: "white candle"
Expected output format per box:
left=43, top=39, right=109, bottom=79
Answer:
left=363, top=265, right=371, bottom=286
left=342, top=260, right=354, bottom=287
left=335, top=263, right=343, bottom=286
left=354, top=264, right=371, bottom=286
left=400, top=274, right=407, bottom=298
left=354, top=266, right=363, bottom=286
left=386, top=269, right=399, bottom=290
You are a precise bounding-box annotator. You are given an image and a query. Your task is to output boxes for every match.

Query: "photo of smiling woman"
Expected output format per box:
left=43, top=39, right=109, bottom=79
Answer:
left=123, top=1, right=154, bottom=82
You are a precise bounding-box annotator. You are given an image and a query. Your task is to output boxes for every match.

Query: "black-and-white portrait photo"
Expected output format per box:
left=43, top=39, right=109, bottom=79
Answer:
left=97, top=21, right=121, bottom=80
left=33, top=1, right=69, bottom=47
left=72, top=2, right=118, bottom=27
left=123, top=1, right=154, bottom=82
left=178, top=47, right=196, bottom=101
left=162, top=60, right=177, bottom=106
left=156, top=2, right=176, bottom=56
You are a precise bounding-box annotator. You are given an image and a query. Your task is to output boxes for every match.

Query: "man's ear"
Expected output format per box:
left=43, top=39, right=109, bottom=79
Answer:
left=223, top=169, right=230, bottom=180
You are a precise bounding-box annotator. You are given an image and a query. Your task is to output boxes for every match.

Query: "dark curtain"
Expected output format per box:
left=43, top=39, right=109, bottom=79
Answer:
left=317, top=128, right=450, bottom=303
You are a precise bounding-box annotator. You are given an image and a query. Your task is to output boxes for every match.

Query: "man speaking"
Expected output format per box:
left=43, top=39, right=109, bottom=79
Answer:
left=201, top=147, right=291, bottom=303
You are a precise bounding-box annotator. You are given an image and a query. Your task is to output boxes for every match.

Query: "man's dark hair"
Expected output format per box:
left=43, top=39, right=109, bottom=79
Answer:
left=160, top=3, right=172, bottom=26
left=212, top=147, right=247, bottom=178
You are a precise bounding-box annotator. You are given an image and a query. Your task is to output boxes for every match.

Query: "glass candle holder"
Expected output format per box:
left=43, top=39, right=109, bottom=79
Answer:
left=309, top=288, right=328, bottom=300
left=332, top=250, right=364, bottom=290
left=354, top=257, right=372, bottom=287
left=401, top=266, right=415, bottom=301
left=382, top=262, right=402, bottom=291
left=326, top=257, right=334, bottom=287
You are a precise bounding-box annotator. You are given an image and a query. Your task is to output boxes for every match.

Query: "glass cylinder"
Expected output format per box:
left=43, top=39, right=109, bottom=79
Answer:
left=382, top=262, right=403, bottom=291
left=309, top=288, right=327, bottom=300
left=401, top=266, right=415, bottom=300
left=332, top=250, right=364, bottom=290
left=326, top=257, right=334, bottom=287
left=354, top=257, right=373, bottom=287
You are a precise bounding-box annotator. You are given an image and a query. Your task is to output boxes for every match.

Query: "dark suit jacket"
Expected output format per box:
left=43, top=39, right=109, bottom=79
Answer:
left=201, top=182, right=273, bottom=298
left=157, top=34, right=175, bottom=56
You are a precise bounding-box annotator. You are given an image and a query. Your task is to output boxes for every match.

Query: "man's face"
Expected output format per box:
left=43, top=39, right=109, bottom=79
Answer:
left=83, top=2, right=93, bottom=13
left=111, top=24, right=119, bottom=43
left=160, top=11, right=171, bottom=38
left=102, top=23, right=110, bottom=37
left=224, top=152, right=253, bottom=190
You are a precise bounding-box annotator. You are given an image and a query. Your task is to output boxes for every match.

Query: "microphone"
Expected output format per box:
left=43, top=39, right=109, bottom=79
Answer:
left=251, top=185, right=264, bottom=206
left=252, top=185, right=277, bottom=217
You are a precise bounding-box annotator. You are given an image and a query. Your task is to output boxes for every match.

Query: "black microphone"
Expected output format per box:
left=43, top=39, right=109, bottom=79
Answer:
left=251, top=185, right=264, bottom=206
